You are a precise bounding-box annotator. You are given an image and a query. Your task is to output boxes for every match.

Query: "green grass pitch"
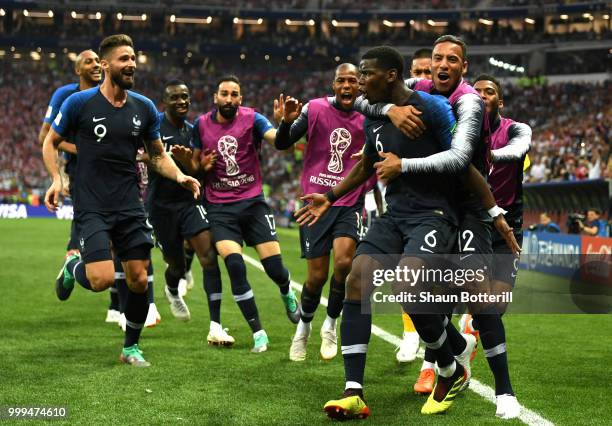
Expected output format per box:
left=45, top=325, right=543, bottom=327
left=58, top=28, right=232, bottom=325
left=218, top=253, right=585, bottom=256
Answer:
left=0, top=219, right=609, bottom=425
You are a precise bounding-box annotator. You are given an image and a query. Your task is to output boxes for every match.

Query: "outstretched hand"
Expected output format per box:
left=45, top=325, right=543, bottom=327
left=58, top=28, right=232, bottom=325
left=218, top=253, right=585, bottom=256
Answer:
left=171, top=145, right=193, bottom=165
left=44, top=180, right=63, bottom=212
left=351, top=148, right=364, bottom=161
left=494, top=215, right=521, bottom=256
left=177, top=174, right=201, bottom=200
left=295, top=193, right=332, bottom=226
left=274, top=94, right=302, bottom=124
left=273, top=93, right=285, bottom=124
left=200, top=149, right=218, bottom=172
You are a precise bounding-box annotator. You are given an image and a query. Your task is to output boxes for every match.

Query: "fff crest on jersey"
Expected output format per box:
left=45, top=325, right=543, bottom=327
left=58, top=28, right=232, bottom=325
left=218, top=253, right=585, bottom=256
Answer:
left=328, top=127, right=352, bottom=174
left=132, top=115, right=142, bottom=136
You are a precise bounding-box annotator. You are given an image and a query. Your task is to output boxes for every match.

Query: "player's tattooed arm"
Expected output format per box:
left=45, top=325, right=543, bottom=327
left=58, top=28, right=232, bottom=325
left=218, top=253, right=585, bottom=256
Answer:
left=296, top=157, right=375, bottom=226
left=490, top=122, right=531, bottom=163
left=145, top=138, right=201, bottom=198
left=462, top=165, right=520, bottom=255
left=42, top=127, right=65, bottom=211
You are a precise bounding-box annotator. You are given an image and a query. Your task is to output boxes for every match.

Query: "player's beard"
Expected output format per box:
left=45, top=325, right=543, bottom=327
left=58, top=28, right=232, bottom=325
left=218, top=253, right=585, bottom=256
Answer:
left=218, top=104, right=238, bottom=119
left=111, top=67, right=134, bottom=90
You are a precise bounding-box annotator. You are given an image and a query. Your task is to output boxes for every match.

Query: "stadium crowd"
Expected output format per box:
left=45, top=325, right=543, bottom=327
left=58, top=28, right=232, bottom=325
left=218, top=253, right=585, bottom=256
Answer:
left=0, top=56, right=609, bottom=209
left=5, top=13, right=611, bottom=49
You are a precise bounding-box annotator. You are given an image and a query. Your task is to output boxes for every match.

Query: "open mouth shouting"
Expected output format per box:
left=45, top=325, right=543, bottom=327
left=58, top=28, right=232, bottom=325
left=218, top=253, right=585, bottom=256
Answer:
left=437, top=71, right=450, bottom=84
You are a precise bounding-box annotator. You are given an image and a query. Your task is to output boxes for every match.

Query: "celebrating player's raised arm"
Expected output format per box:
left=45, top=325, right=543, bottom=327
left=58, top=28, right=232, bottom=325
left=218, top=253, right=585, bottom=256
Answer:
left=144, top=138, right=200, bottom=199
left=274, top=94, right=306, bottom=150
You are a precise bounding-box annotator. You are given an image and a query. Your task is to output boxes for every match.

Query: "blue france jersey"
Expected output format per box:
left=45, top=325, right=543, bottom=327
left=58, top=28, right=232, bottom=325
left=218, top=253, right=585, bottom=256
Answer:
left=43, top=83, right=80, bottom=178
left=52, top=87, right=160, bottom=212
left=363, top=91, right=458, bottom=223
left=146, top=112, right=195, bottom=210
left=44, top=83, right=80, bottom=125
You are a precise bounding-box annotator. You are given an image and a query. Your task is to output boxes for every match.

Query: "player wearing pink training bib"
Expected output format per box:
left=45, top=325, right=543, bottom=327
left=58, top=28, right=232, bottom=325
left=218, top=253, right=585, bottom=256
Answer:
left=188, top=75, right=300, bottom=354
left=274, top=63, right=380, bottom=362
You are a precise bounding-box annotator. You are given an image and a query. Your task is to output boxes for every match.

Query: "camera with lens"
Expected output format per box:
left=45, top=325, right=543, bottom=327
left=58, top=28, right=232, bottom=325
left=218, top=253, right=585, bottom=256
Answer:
left=567, top=213, right=585, bottom=234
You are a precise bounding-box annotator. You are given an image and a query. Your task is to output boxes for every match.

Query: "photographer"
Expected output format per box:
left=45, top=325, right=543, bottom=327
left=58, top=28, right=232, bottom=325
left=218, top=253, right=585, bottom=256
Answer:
left=578, top=208, right=608, bottom=237
left=531, top=212, right=561, bottom=233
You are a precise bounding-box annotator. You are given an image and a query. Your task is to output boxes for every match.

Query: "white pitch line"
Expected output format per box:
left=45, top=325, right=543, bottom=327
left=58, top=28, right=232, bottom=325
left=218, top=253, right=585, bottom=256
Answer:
left=243, top=254, right=554, bottom=426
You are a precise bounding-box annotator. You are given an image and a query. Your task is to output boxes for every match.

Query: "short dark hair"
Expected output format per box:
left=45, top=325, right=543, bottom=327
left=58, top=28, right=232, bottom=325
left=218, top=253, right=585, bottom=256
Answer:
left=216, top=75, right=240, bottom=90
left=164, top=79, right=188, bottom=91
left=474, top=73, right=503, bottom=100
left=163, top=79, right=188, bottom=99
left=412, top=48, right=432, bottom=61
left=362, top=46, right=404, bottom=79
left=588, top=208, right=601, bottom=215
left=99, top=34, right=133, bottom=59
left=433, top=35, right=467, bottom=61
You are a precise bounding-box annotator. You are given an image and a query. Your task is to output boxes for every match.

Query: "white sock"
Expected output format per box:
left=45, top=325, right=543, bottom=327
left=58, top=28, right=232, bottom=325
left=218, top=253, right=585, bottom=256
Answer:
left=322, top=315, right=337, bottom=331
left=421, top=361, right=436, bottom=371
left=253, top=329, right=267, bottom=339
left=210, top=321, right=222, bottom=332
left=438, top=361, right=457, bottom=378
left=345, top=381, right=362, bottom=390
left=296, top=320, right=311, bottom=336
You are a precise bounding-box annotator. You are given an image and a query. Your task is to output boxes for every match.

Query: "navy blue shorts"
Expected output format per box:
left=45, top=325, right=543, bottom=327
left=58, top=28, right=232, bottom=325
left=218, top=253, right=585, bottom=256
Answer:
left=75, top=208, right=153, bottom=263
left=149, top=201, right=210, bottom=262
left=207, top=197, right=277, bottom=247
left=300, top=203, right=364, bottom=259
left=356, top=213, right=456, bottom=259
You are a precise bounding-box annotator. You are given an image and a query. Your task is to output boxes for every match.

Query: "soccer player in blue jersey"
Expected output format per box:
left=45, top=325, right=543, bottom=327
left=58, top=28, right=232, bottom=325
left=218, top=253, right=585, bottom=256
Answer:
left=180, top=76, right=300, bottom=353
left=147, top=80, right=232, bottom=345
left=297, top=46, right=467, bottom=418
left=42, top=34, right=200, bottom=367
left=355, top=36, right=521, bottom=419
left=38, top=49, right=101, bottom=291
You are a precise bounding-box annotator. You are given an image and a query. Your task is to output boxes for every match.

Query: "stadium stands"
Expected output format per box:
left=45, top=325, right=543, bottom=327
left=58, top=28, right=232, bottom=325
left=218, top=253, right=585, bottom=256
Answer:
left=0, top=2, right=608, bottom=219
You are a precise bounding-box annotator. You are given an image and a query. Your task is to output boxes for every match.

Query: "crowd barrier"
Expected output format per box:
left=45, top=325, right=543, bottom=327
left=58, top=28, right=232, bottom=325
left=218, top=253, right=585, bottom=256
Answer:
left=3, top=203, right=609, bottom=284
left=0, top=203, right=73, bottom=220
left=520, top=230, right=611, bottom=284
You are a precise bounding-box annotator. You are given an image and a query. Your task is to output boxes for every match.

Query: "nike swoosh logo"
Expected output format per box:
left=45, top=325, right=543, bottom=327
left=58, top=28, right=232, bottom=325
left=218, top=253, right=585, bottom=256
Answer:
left=373, top=125, right=384, bottom=133
left=162, top=136, right=174, bottom=140
left=459, top=254, right=473, bottom=261
left=92, top=117, right=106, bottom=122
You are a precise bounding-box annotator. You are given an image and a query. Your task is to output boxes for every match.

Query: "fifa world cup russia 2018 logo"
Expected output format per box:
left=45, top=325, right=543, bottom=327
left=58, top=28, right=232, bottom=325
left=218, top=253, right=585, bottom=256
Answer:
left=327, top=128, right=352, bottom=174
left=217, top=135, right=240, bottom=176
